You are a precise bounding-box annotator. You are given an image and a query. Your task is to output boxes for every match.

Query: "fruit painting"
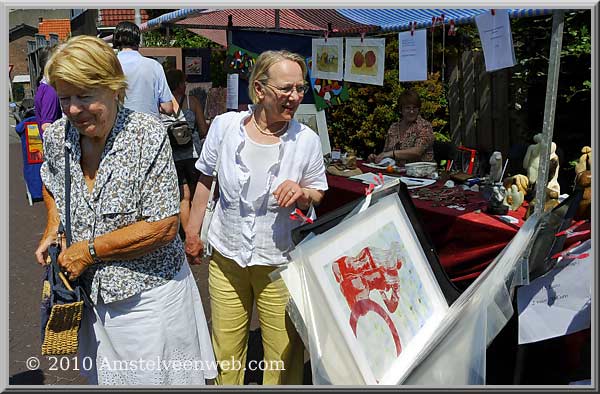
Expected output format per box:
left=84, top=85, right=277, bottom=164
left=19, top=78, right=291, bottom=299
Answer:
left=349, top=46, right=379, bottom=76
left=311, top=37, right=344, bottom=80
left=344, top=38, right=386, bottom=86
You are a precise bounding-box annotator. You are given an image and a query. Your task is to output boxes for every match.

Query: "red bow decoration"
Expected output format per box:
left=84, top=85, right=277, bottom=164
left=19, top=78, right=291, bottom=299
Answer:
left=289, top=208, right=313, bottom=225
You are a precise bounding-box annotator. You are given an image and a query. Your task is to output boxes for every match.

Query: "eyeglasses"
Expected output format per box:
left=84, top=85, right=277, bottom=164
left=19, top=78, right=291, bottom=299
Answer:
left=262, top=81, right=310, bottom=96
left=403, top=106, right=419, bottom=112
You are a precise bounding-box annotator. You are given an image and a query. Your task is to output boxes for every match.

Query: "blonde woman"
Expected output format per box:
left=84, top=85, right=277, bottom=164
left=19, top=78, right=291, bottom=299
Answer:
left=34, top=35, right=215, bottom=385
left=185, top=50, right=328, bottom=384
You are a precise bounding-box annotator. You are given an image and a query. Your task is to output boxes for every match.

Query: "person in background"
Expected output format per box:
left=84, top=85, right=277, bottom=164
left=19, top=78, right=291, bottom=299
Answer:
left=34, top=45, right=62, bottom=133
left=368, top=89, right=434, bottom=164
left=163, top=69, right=209, bottom=240
left=113, top=21, right=174, bottom=117
left=34, top=35, right=215, bottom=385
left=184, top=50, right=328, bottom=385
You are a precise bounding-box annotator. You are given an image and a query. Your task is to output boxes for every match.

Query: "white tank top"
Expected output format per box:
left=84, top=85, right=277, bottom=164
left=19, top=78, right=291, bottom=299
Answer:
left=240, top=132, right=280, bottom=201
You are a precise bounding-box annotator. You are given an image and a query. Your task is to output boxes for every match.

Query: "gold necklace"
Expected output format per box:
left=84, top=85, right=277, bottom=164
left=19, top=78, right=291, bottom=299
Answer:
left=252, top=114, right=288, bottom=136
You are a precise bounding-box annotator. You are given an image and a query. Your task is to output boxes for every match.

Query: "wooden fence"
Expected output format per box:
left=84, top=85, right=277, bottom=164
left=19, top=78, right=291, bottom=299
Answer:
left=447, top=50, right=528, bottom=173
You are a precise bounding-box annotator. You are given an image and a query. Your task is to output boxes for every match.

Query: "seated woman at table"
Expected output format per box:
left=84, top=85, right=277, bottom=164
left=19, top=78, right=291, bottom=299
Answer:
left=368, top=89, right=435, bottom=165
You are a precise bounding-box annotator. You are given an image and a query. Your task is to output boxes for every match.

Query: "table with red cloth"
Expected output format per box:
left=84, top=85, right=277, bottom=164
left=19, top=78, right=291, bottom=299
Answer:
left=318, top=162, right=528, bottom=288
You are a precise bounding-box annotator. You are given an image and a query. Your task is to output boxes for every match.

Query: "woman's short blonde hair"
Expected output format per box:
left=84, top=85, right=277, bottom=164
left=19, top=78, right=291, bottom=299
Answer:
left=248, top=50, right=307, bottom=104
left=45, top=35, right=127, bottom=103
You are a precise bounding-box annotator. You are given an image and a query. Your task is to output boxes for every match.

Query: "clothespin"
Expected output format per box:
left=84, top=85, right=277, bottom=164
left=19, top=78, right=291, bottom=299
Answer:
left=550, top=241, right=589, bottom=260
left=448, top=19, right=456, bottom=36
left=431, top=16, right=436, bottom=32
left=289, top=208, right=314, bottom=225
left=555, top=220, right=590, bottom=239
left=373, top=172, right=385, bottom=186
left=410, top=21, right=416, bottom=36
left=491, top=9, right=496, bottom=16
left=360, top=31, right=365, bottom=43
left=364, top=183, right=375, bottom=196
left=324, top=30, right=329, bottom=43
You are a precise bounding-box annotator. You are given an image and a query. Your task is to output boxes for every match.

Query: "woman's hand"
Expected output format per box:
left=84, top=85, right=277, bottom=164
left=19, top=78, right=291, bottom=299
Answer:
left=184, top=233, right=204, bottom=266
left=58, top=240, right=95, bottom=281
left=35, top=234, right=62, bottom=265
left=374, top=151, right=393, bottom=164
left=273, top=180, right=305, bottom=208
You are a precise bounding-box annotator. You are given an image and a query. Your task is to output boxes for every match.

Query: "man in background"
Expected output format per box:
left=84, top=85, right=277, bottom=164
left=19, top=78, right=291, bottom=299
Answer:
left=113, top=21, right=174, bottom=117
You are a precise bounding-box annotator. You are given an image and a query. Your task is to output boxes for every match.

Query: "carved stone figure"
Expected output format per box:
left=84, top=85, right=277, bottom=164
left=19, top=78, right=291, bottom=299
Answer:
left=575, top=146, right=591, bottom=175
left=489, top=151, right=503, bottom=183
left=523, top=133, right=543, bottom=185
left=504, top=184, right=525, bottom=211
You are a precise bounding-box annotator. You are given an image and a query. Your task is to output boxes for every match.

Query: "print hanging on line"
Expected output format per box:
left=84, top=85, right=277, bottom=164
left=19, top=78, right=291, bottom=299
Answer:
left=344, top=38, right=385, bottom=86
left=311, top=38, right=344, bottom=81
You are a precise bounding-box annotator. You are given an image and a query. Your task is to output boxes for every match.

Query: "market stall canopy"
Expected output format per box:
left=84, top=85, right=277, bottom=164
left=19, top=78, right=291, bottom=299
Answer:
left=337, top=8, right=554, bottom=31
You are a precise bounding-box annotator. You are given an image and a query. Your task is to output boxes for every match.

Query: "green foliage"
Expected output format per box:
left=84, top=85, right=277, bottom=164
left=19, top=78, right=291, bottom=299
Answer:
left=142, top=27, right=227, bottom=87
left=326, top=34, right=448, bottom=157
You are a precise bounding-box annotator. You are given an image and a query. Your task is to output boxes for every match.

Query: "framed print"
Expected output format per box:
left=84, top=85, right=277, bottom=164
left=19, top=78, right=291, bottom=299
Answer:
left=138, top=47, right=182, bottom=72
left=183, top=48, right=211, bottom=82
left=293, top=193, right=448, bottom=384
left=311, top=38, right=344, bottom=80
left=344, top=38, right=386, bottom=86
left=294, top=104, right=332, bottom=156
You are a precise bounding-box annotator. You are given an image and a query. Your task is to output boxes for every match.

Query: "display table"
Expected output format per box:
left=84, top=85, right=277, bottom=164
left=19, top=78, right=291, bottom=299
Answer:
left=319, top=162, right=527, bottom=287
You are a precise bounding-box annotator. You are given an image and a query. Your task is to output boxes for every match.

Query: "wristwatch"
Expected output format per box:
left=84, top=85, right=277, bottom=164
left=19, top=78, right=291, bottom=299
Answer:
left=88, top=238, right=98, bottom=260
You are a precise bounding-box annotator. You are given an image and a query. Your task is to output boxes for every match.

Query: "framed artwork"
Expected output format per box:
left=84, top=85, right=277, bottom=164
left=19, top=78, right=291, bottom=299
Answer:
left=311, top=37, right=344, bottom=80
left=344, top=38, right=386, bottom=86
left=294, top=104, right=332, bottom=156
left=183, top=48, right=212, bottom=82
left=293, top=193, right=448, bottom=384
left=139, top=47, right=182, bottom=72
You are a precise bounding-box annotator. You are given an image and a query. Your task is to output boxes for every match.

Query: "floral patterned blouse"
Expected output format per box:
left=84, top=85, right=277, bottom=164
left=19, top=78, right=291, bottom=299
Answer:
left=383, top=115, right=435, bottom=162
left=40, top=107, right=183, bottom=304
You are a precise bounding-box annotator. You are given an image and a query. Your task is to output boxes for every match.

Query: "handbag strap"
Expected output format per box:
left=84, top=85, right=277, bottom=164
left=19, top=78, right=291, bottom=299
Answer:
left=63, top=120, right=73, bottom=247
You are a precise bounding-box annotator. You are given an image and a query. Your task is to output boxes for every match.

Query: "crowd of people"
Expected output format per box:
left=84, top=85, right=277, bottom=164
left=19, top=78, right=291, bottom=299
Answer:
left=32, top=22, right=434, bottom=386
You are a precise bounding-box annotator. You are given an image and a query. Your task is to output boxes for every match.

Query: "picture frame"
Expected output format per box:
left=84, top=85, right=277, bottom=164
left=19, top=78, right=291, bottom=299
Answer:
left=294, top=104, right=332, bottom=156
left=311, top=37, right=344, bottom=80
left=344, top=37, right=386, bottom=86
left=138, top=47, right=182, bottom=72
left=182, top=48, right=212, bottom=82
left=291, top=193, right=449, bottom=384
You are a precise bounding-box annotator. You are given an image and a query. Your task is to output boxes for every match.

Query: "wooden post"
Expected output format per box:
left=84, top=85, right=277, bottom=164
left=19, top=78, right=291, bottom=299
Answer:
left=447, top=63, right=463, bottom=145
left=475, top=50, right=493, bottom=152
left=461, top=50, right=476, bottom=147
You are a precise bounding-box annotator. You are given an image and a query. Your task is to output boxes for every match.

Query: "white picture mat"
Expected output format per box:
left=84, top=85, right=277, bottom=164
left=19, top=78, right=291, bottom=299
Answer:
left=399, top=29, right=428, bottom=82
left=299, top=193, right=448, bottom=384
left=294, top=104, right=332, bottom=156
left=475, top=9, right=517, bottom=72
left=311, top=37, right=344, bottom=80
left=344, top=38, right=386, bottom=86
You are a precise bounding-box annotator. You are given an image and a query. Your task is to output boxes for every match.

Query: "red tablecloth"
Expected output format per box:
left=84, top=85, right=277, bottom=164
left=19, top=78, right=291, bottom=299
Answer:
left=319, top=163, right=527, bottom=287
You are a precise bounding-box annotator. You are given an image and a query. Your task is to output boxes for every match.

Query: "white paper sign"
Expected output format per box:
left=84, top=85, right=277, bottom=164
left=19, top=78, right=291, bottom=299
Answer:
left=398, top=29, right=427, bottom=82
left=226, top=73, right=239, bottom=110
left=475, top=9, right=517, bottom=72
left=517, top=240, right=592, bottom=344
